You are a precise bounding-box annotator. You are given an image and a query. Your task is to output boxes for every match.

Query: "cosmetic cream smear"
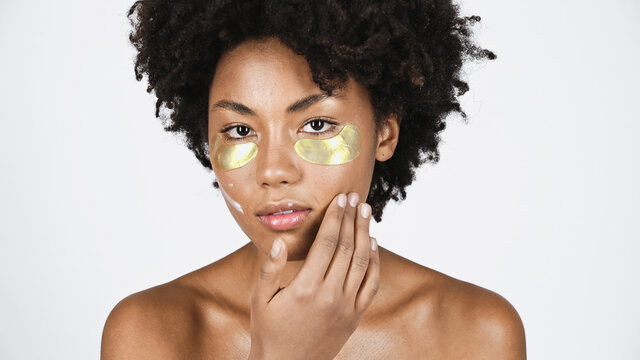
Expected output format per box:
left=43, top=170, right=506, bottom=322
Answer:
left=294, top=124, right=361, bottom=165
left=219, top=183, right=243, bottom=214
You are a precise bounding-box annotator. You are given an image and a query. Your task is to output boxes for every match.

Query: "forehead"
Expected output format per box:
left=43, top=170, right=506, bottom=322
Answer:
left=212, top=38, right=313, bottom=95
left=209, top=37, right=372, bottom=115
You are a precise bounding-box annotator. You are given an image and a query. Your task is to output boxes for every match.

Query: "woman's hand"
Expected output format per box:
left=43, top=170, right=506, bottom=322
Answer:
left=248, top=192, right=380, bottom=360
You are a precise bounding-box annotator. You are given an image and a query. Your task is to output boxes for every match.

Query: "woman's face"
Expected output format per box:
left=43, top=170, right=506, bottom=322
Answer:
left=208, top=37, right=398, bottom=260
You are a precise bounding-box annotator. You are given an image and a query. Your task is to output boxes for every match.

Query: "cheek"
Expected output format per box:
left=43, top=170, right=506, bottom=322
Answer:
left=210, top=135, right=257, bottom=214
left=215, top=170, right=253, bottom=216
left=298, top=124, right=375, bottom=199
left=219, top=182, right=243, bottom=213
left=304, top=151, right=375, bottom=201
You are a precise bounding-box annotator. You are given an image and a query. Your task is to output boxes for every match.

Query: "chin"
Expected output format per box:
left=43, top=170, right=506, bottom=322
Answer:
left=271, top=231, right=316, bottom=261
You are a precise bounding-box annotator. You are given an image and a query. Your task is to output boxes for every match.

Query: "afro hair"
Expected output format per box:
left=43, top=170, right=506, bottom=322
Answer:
left=127, top=0, right=496, bottom=221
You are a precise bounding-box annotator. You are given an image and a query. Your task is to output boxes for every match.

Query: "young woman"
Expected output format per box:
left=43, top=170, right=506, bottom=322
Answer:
left=102, top=1, right=526, bottom=358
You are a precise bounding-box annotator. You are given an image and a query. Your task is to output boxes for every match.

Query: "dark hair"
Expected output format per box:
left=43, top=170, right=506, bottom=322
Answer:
left=127, top=0, right=495, bottom=222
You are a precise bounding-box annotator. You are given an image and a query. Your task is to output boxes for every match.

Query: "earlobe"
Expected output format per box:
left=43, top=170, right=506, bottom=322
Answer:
left=375, top=114, right=400, bottom=162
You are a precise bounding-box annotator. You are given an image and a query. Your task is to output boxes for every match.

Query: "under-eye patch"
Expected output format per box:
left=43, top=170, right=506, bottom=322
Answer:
left=294, top=124, right=361, bottom=165
left=210, top=134, right=257, bottom=171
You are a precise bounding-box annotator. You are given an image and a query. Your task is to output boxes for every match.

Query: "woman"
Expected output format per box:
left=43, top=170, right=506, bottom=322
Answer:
left=102, top=1, right=526, bottom=358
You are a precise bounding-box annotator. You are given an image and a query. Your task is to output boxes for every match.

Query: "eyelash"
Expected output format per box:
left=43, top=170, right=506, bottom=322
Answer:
left=221, top=118, right=338, bottom=142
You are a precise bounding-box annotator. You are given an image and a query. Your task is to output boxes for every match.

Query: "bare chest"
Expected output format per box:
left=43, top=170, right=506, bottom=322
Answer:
left=198, top=326, right=419, bottom=360
left=196, top=311, right=440, bottom=359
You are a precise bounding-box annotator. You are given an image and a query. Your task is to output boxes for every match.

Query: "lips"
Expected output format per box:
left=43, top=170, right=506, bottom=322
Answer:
left=256, top=202, right=311, bottom=231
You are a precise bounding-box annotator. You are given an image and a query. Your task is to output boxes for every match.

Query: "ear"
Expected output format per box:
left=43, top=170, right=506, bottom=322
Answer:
left=375, top=114, right=400, bottom=162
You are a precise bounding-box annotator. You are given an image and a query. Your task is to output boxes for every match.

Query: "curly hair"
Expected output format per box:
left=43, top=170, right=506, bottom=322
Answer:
left=127, top=0, right=495, bottom=222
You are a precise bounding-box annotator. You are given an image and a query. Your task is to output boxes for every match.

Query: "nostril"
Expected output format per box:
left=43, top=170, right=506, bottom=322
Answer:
left=262, top=179, right=289, bottom=187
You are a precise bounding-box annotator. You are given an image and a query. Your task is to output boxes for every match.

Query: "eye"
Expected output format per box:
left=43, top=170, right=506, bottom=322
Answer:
left=302, top=119, right=337, bottom=134
left=223, top=125, right=255, bottom=139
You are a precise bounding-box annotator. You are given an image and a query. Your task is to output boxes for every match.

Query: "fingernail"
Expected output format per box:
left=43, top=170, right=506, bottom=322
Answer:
left=337, top=194, right=347, bottom=208
left=270, top=239, right=282, bottom=259
left=370, top=237, right=378, bottom=251
left=349, top=193, right=359, bottom=207
left=360, top=203, right=371, bottom=218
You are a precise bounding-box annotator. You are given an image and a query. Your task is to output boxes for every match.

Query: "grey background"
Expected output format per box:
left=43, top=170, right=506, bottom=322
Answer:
left=1, top=0, right=638, bottom=358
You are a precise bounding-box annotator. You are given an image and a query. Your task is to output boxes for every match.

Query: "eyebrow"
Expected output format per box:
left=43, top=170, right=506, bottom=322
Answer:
left=211, top=93, right=343, bottom=116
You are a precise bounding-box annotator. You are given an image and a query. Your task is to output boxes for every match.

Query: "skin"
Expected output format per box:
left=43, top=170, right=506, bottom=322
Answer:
left=101, top=37, right=526, bottom=359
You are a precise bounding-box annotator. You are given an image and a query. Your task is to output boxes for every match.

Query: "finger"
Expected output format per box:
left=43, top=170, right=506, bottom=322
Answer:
left=294, top=193, right=347, bottom=285
left=355, top=237, right=380, bottom=314
left=344, top=202, right=372, bottom=297
left=323, top=192, right=359, bottom=289
left=251, top=238, right=288, bottom=309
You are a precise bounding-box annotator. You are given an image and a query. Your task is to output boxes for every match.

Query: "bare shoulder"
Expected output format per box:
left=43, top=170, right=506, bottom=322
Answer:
left=440, top=274, right=526, bottom=358
left=422, top=265, right=526, bottom=359
left=380, top=249, right=526, bottom=359
left=100, top=280, right=207, bottom=359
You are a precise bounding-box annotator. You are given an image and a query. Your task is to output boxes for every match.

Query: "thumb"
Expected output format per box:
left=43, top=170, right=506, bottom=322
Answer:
left=253, top=238, right=288, bottom=307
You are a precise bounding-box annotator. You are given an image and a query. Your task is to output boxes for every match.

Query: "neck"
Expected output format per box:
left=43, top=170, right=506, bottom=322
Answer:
left=244, top=241, right=307, bottom=289
left=229, top=240, right=392, bottom=320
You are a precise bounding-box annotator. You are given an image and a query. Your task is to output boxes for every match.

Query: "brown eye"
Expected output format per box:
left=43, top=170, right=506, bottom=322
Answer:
left=303, top=119, right=336, bottom=134
left=236, top=125, right=250, bottom=136
left=224, top=124, right=255, bottom=139
left=309, top=120, right=325, bottom=131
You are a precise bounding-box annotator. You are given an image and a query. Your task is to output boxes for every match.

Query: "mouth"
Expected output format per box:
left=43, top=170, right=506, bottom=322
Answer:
left=256, top=202, right=312, bottom=231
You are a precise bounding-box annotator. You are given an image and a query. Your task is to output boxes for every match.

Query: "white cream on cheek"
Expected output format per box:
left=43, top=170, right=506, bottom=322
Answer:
left=219, top=182, right=244, bottom=214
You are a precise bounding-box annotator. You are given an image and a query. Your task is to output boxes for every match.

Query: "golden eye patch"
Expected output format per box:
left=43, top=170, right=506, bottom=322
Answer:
left=294, top=124, right=361, bottom=165
left=210, top=134, right=257, bottom=171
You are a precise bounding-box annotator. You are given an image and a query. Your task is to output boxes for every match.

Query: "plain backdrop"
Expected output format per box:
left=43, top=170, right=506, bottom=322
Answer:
left=1, top=0, right=639, bottom=358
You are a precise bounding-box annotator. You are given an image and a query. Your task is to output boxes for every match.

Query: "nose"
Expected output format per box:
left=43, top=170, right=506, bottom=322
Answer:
left=255, top=135, right=302, bottom=188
